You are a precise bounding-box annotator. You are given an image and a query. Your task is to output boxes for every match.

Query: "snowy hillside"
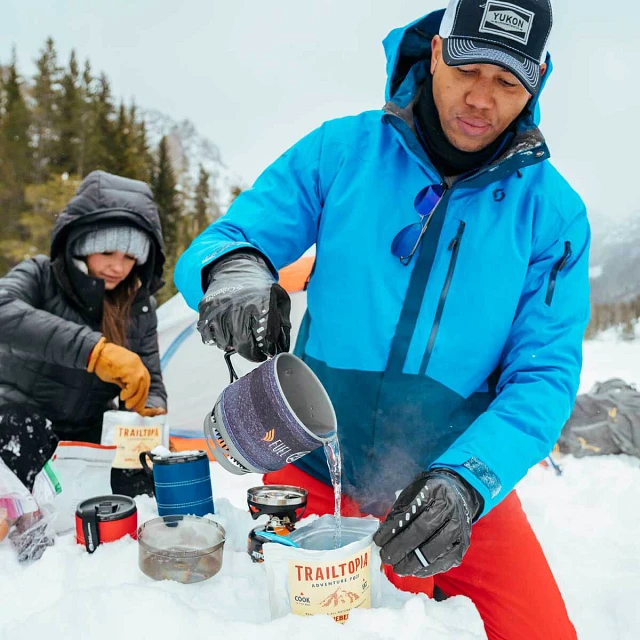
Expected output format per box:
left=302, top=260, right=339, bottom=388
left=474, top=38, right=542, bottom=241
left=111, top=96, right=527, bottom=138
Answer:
left=1, top=337, right=639, bottom=639
left=143, top=108, right=245, bottom=211
left=589, top=210, right=640, bottom=304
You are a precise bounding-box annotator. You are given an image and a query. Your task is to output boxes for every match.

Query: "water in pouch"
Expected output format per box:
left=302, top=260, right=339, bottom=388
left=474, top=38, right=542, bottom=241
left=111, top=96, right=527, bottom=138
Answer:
left=263, top=515, right=381, bottom=624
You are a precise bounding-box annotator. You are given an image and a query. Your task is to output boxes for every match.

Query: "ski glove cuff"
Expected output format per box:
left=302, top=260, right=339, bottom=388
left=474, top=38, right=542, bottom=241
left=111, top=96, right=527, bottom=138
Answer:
left=197, top=251, right=291, bottom=362
left=373, top=468, right=482, bottom=578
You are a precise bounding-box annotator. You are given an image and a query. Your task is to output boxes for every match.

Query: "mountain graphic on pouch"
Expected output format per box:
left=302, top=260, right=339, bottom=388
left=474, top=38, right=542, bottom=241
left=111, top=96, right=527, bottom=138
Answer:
left=319, top=587, right=360, bottom=608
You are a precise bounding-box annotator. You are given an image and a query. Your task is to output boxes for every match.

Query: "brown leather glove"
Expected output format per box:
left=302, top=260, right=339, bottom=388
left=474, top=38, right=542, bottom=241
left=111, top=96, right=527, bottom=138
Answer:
left=88, top=338, right=151, bottom=413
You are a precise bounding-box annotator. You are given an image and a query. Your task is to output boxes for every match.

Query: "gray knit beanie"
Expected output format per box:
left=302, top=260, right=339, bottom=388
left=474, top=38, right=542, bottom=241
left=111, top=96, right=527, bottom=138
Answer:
left=71, top=225, right=151, bottom=264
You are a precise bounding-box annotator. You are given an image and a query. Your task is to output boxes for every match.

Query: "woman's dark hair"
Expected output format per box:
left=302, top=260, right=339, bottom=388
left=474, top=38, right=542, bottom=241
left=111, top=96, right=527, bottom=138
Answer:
left=101, top=270, right=139, bottom=347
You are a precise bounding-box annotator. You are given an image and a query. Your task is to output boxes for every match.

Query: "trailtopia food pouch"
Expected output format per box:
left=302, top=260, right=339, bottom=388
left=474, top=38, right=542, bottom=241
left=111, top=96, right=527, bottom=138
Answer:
left=101, top=410, right=169, bottom=469
left=263, top=515, right=381, bottom=624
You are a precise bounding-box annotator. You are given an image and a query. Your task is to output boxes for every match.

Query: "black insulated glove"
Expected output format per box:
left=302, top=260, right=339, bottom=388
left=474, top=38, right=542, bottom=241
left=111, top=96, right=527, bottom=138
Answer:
left=197, top=251, right=292, bottom=362
left=373, top=468, right=482, bottom=578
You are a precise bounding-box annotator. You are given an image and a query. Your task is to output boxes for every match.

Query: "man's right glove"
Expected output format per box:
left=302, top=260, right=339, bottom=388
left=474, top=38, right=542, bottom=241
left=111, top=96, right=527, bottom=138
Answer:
left=197, top=251, right=291, bottom=362
left=87, top=338, right=151, bottom=413
left=373, top=468, right=483, bottom=578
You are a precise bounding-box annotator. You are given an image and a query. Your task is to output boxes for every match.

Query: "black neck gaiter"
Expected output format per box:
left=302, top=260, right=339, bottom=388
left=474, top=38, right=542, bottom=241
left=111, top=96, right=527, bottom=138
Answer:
left=414, top=72, right=513, bottom=178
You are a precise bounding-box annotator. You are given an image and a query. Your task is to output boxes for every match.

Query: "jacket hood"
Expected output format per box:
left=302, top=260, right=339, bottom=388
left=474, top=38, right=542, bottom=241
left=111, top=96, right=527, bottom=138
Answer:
left=51, top=171, right=166, bottom=291
left=382, top=9, right=553, bottom=129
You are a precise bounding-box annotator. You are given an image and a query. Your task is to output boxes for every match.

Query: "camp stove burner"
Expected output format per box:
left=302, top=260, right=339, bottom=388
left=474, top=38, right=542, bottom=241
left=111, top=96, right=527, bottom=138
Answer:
left=247, top=485, right=307, bottom=563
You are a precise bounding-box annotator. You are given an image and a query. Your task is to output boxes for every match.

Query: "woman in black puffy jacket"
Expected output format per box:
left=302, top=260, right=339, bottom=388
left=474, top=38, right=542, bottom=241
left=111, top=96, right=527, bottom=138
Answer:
left=0, top=171, right=168, bottom=495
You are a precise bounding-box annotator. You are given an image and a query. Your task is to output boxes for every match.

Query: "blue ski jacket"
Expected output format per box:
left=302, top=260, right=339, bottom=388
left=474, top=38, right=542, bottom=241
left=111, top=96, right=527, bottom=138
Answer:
left=175, top=10, right=590, bottom=517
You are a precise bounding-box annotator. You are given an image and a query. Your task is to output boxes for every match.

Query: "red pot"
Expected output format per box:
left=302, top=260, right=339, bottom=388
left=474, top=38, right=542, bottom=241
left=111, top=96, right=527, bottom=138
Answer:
left=75, top=495, right=137, bottom=553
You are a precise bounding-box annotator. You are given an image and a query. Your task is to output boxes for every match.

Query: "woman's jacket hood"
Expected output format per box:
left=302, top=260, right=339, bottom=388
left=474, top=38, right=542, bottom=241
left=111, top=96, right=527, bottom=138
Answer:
left=51, top=171, right=165, bottom=295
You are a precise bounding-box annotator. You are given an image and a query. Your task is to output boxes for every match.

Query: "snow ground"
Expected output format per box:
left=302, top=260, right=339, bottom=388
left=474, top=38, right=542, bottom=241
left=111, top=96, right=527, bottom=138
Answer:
left=1, top=338, right=639, bottom=640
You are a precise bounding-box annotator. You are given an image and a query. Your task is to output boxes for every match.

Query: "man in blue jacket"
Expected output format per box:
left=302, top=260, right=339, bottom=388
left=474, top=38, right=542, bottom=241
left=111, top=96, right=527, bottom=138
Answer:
left=176, top=1, right=586, bottom=637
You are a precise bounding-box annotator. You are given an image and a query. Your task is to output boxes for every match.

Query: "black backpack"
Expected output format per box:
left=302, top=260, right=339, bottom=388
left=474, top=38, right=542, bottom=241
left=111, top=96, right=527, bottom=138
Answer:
left=558, top=379, right=640, bottom=458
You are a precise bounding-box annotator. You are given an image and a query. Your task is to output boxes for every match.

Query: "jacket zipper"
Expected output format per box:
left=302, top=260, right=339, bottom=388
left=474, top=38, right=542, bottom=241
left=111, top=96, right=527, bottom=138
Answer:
left=371, top=187, right=452, bottom=449
left=545, top=241, right=572, bottom=307
left=419, top=221, right=466, bottom=375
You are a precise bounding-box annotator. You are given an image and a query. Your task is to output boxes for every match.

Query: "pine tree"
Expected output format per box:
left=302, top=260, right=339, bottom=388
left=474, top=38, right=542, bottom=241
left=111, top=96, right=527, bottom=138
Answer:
left=621, top=303, right=636, bottom=341
left=56, top=50, right=81, bottom=175
left=151, top=136, right=181, bottom=302
left=15, top=174, right=81, bottom=260
left=95, top=73, right=116, bottom=170
left=631, top=295, right=640, bottom=322
left=584, top=303, right=598, bottom=340
left=131, top=116, right=154, bottom=182
left=112, top=102, right=153, bottom=181
left=83, top=72, right=116, bottom=174
left=592, top=303, right=602, bottom=333
left=32, top=37, right=60, bottom=183
left=0, top=48, right=32, bottom=274
left=112, top=101, right=130, bottom=175
left=193, top=165, right=211, bottom=236
left=77, top=59, right=94, bottom=177
left=229, top=185, right=243, bottom=203
left=0, top=48, right=32, bottom=192
left=152, top=136, right=180, bottom=255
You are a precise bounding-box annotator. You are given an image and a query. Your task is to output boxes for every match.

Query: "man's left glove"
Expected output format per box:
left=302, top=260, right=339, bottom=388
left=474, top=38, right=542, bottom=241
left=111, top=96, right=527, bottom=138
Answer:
left=197, top=251, right=291, bottom=362
left=373, top=468, right=483, bottom=578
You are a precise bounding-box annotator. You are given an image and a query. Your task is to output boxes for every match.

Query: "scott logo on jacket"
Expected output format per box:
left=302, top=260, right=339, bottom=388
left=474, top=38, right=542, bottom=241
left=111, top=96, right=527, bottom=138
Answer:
left=479, top=1, right=535, bottom=44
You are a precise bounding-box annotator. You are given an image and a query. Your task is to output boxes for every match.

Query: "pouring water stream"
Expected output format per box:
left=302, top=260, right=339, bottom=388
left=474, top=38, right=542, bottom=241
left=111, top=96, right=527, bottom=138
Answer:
left=323, top=436, right=342, bottom=549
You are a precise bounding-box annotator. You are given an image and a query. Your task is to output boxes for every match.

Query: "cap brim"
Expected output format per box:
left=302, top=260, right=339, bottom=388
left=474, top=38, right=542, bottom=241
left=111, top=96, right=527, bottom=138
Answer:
left=442, top=37, right=541, bottom=95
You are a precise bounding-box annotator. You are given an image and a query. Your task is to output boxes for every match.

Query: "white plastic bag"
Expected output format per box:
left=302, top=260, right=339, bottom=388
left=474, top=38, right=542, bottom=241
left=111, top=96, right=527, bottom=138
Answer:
left=32, top=441, right=116, bottom=534
left=263, top=515, right=382, bottom=624
left=101, top=410, right=169, bottom=469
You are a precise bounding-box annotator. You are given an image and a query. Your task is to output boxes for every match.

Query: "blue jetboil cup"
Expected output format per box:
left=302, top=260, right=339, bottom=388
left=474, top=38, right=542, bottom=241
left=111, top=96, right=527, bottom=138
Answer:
left=139, top=450, right=214, bottom=517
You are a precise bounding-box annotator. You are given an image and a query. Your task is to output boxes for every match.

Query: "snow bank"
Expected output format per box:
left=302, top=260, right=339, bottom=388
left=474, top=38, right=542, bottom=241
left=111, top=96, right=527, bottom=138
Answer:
left=2, top=452, right=639, bottom=639
left=0, top=464, right=486, bottom=639
left=1, top=334, right=639, bottom=639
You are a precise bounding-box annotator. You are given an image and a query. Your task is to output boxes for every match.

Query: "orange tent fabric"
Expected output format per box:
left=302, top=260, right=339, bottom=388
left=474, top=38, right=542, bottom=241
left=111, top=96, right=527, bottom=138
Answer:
left=170, top=436, right=215, bottom=459
left=279, top=256, right=314, bottom=293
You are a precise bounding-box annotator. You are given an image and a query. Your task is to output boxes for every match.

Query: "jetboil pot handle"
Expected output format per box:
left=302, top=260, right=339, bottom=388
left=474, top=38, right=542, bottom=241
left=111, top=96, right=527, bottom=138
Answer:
left=78, top=505, right=100, bottom=553
left=224, top=349, right=239, bottom=384
left=139, top=451, right=154, bottom=475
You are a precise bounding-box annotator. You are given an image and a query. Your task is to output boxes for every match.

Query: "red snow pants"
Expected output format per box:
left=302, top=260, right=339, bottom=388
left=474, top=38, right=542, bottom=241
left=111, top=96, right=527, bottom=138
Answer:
left=264, top=465, right=577, bottom=640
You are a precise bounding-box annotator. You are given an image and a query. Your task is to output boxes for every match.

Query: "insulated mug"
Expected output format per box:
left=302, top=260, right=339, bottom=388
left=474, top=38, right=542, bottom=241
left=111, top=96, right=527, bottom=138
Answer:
left=75, top=495, right=137, bottom=553
left=203, top=352, right=337, bottom=475
left=139, top=450, right=214, bottom=517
